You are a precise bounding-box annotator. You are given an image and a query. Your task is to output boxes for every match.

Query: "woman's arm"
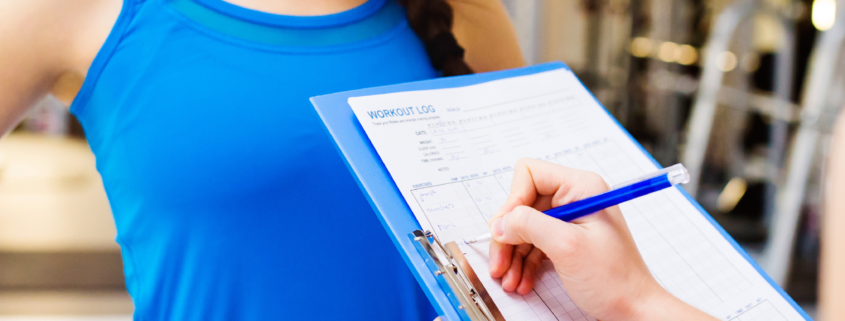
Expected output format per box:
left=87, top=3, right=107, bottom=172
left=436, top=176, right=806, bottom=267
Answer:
left=488, top=159, right=716, bottom=321
left=0, top=0, right=119, bottom=133
left=448, top=0, right=526, bottom=72
left=820, top=111, right=845, bottom=320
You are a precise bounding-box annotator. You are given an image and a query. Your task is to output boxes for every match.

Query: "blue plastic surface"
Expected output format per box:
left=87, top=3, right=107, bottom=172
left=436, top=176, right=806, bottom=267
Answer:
left=546, top=174, right=672, bottom=221
left=310, top=61, right=811, bottom=320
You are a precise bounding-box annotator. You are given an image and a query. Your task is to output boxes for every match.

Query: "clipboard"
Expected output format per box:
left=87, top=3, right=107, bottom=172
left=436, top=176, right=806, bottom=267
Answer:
left=309, top=62, right=811, bottom=321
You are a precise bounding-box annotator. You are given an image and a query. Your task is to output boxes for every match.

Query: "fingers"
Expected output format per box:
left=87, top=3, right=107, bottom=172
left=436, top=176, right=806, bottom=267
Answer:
left=488, top=241, right=513, bottom=278
left=491, top=205, right=582, bottom=257
left=490, top=159, right=610, bottom=226
left=499, top=245, right=545, bottom=294
left=516, top=247, right=545, bottom=295
left=502, top=244, right=532, bottom=292
left=531, top=194, right=556, bottom=212
left=488, top=159, right=615, bottom=295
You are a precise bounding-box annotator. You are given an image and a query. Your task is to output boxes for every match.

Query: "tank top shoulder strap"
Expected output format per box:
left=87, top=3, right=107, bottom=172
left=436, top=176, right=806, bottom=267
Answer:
left=70, top=0, right=146, bottom=115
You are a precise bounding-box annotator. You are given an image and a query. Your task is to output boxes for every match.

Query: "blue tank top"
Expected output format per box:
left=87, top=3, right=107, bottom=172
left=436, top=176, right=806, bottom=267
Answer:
left=70, top=0, right=439, bottom=319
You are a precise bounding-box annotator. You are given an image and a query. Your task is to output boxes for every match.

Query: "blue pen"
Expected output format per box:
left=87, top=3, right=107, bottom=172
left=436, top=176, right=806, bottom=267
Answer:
left=464, top=163, right=690, bottom=244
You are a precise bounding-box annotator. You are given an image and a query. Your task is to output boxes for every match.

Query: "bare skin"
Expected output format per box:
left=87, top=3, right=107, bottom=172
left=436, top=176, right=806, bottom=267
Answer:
left=0, top=0, right=121, bottom=132
left=0, top=0, right=523, bottom=135
left=487, top=159, right=717, bottom=321
left=820, top=112, right=845, bottom=320
left=225, top=0, right=372, bottom=16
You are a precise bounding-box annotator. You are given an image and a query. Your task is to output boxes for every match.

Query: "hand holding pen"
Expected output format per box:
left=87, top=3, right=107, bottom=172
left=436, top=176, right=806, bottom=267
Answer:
left=484, top=158, right=716, bottom=321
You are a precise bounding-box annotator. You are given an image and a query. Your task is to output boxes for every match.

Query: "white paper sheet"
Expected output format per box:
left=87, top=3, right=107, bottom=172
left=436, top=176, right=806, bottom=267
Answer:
left=348, top=68, right=801, bottom=321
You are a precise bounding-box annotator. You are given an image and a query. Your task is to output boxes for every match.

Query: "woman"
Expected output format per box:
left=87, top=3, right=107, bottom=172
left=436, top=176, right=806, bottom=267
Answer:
left=0, top=0, right=523, bottom=319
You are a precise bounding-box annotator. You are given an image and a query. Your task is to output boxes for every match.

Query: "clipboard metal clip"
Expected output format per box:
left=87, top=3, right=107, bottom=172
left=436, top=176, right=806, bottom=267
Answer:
left=410, top=230, right=504, bottom=321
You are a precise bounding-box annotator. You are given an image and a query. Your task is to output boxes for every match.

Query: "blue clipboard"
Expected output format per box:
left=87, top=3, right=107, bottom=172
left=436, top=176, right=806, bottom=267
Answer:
left=310, top=61, right=811, bottom=321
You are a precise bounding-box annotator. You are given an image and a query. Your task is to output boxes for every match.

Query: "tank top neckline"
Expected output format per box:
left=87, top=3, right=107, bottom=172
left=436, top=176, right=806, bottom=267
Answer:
left=191, top=0, right=388, bottom=28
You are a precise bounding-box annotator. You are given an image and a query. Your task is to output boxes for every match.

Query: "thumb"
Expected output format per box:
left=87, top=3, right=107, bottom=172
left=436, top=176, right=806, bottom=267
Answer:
left=490, top=205, right=583, bottom=255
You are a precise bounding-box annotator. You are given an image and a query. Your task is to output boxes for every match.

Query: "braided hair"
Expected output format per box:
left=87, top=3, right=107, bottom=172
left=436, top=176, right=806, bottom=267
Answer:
left=398, top=0, right=474, bottom=76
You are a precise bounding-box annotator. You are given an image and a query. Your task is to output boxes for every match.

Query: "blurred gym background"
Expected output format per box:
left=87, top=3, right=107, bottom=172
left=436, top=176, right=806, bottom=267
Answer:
left=2, top=0, right=843, bottom=319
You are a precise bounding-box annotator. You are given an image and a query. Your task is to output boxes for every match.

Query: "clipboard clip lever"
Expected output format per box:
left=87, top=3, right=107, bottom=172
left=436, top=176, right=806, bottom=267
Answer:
left=410, top=230, right=503, bottom=321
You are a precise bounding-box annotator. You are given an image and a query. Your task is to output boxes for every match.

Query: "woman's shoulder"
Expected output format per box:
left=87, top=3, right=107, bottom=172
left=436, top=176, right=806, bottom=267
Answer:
left=447, top=0, right=525, bottom=72
left=1, top=0, right=122, bottom=104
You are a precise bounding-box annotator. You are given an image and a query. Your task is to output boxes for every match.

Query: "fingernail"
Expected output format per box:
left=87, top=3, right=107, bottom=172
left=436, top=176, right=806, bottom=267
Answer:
left=492, top=218, right=504, bottom=238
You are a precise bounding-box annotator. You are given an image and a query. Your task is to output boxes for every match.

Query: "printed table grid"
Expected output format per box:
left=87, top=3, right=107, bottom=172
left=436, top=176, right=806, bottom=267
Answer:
left=730, top=300, right=787, bottom=321
left=410, top=139, right=753, bottom=319
left=624, top=191, right=753, bottom=310
left=462, top=244, right=597, bottom=321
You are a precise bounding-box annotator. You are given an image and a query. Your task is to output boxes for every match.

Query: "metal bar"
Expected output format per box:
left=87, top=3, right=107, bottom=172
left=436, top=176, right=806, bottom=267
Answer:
left=761, top=1, right=845, bottom=284
left=411, top=230, right=483, bottom=321
left=717, top=86, right=802, bottom=122
left=764, top=12, right=797, bottom=226
left=681, top=0, right=755, bottom=196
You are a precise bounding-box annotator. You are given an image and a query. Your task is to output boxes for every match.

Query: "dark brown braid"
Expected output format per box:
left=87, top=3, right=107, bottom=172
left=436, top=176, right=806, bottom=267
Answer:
left=398, top=0, right=474, bottom=76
